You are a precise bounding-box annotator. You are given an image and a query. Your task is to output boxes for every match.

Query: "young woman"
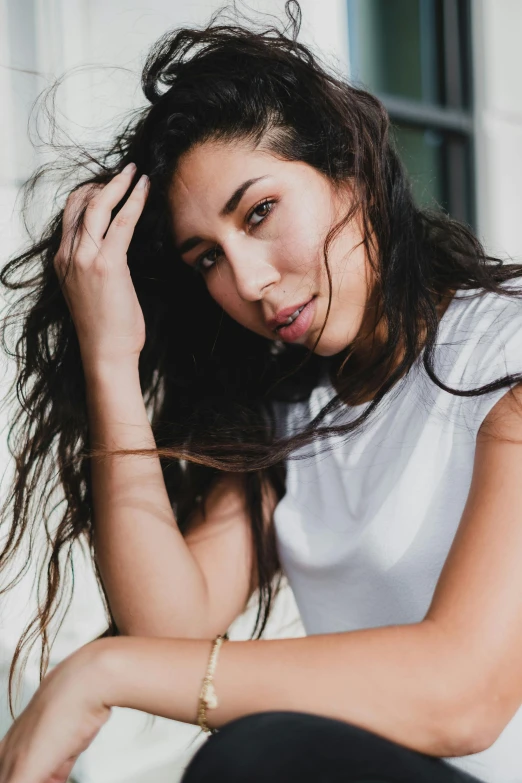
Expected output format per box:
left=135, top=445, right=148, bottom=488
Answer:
left=1, top=2, right=522, bottom=781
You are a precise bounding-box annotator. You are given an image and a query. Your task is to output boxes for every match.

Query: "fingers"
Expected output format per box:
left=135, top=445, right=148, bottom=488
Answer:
left=55, top=182, right=101, bottom=269
left=101, top=174, right=150, bottom=258
left=55, top=163, right=148, bottom=266
left=81, top=162, right=138, bottom=243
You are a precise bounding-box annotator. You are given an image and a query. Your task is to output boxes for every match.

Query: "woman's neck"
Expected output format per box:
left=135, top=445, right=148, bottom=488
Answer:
left=329, top=290, right=457, bottom=406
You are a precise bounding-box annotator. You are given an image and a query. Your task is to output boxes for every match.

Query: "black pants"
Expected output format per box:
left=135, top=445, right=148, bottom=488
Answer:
left=180, top=711, right=486, bottom=782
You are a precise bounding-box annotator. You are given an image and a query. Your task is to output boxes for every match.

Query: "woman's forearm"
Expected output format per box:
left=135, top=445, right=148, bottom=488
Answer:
left=92, top=621, right=489, bottom=759
left=85, top=362, right=210, bottom=638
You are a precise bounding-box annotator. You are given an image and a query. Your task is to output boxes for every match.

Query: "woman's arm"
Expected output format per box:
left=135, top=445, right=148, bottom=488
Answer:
left=87, top=383, right=522, bottom=759
left=0, top=621, right=482, bottom=781
left=95, top=622, right=470, bottom=757
left=51, top=167, right=265, bottom=643
left=86, top=361, right=263, bottom=639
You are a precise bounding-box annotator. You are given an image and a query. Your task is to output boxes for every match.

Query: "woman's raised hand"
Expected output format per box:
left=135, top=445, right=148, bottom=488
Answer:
left=53, top=163, right=150, bottom=371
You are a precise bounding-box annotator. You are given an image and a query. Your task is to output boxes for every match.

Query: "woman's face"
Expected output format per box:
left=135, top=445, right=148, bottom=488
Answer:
left=169, top=139, right=371, bottom=357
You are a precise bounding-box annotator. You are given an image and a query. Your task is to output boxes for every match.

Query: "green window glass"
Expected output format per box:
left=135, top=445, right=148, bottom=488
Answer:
left=347, top=0, right=474, bottom=226
left=349, top=0, right=442, bottom=104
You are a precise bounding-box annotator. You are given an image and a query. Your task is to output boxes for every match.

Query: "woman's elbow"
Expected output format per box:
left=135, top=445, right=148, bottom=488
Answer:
left=429, top=691, right=506, bottom=758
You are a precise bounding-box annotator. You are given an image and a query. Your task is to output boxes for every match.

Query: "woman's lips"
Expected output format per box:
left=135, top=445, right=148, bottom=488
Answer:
left=274, top=296, right=317, bottom=342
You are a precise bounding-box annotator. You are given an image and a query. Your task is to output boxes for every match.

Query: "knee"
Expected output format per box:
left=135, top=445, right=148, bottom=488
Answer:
left=180, top=711, right=310, bottom=782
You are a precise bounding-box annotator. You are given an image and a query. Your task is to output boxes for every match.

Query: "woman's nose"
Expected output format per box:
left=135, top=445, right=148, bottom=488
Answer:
left=227, top=246, right=280, bottom=301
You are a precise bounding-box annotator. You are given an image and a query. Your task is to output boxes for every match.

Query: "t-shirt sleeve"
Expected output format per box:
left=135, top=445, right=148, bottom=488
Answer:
left=463, top=294, right=522, bottom=434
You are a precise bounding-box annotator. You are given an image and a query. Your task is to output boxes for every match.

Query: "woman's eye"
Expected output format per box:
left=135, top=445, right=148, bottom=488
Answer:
left=195, top=246, right=222, bottom=273
left=247, top=198, right=275, bottom=227
left=194, top=198, right=276, bottom=274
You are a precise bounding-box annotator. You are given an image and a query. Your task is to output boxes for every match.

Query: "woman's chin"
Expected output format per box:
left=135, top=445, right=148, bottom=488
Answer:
left=313, top=347, right=344, bottom=357
left=308, top=334, right=351, bottom=357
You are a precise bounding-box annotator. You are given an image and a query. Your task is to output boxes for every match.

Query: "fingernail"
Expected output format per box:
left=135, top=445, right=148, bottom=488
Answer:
left=122, top=162, right=136, bottom=174
left=137, top=174, right=149, bottom=189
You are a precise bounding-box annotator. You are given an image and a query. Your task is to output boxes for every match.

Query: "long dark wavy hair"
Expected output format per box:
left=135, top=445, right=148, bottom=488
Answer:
left=1, top=0, right=522, bottom=714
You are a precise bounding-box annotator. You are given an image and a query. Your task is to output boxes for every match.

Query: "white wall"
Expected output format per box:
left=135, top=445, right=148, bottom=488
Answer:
left=473, top=0, right=522, bottom=262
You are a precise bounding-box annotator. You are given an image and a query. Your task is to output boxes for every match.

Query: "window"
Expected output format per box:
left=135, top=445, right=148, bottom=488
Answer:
left=347, top=0, right=474, bottom=227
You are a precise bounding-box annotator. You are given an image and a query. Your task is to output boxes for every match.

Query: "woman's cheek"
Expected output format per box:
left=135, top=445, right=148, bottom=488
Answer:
left=206, top=269, right=230, bottom=304
left=207, top=278, right=244, bottom=321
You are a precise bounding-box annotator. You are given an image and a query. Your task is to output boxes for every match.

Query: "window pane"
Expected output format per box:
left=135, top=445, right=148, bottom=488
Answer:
left=391, top=123, right=473, bottom=225
left=391, top=125, right=444, bottom=208
left=348, top=0, right=443, bottom=104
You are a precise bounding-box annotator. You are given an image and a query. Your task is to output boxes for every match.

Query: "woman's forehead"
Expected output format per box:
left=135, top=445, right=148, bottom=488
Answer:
left=169, top=146, right=316, bottom=236
left=171, top=141, right=286, bottom=190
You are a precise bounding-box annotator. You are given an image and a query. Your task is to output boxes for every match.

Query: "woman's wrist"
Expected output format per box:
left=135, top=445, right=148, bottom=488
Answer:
left=79, top=636, right=216, bottom=725
left=69, top=638, right=119, bottom=709
left=83, top=358, right=141, bottom=389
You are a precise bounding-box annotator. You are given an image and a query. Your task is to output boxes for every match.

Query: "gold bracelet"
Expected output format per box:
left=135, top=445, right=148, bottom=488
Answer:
left=197, top=632, right=229, bottom=735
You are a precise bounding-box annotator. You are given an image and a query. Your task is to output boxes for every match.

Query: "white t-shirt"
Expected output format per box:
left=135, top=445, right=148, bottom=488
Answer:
left=272, top=284, right=522, bottom=783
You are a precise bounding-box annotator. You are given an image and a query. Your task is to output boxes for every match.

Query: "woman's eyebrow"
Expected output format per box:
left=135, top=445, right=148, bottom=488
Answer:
left=176, top=175, right=271, bottom=255
left=220, top=175, right=270, bottom=217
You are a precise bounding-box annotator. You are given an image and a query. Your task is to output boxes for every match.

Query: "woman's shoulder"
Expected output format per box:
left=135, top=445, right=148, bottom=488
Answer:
left=431, top=279, right=522, bottom=433
left=442, top=278, right=522, bottom=331
left=437, top=279, right=522, bottom=367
